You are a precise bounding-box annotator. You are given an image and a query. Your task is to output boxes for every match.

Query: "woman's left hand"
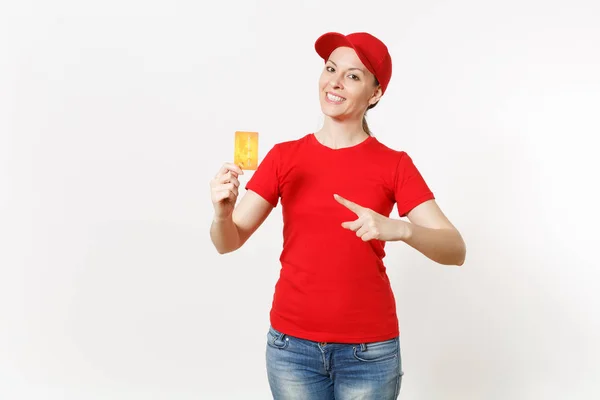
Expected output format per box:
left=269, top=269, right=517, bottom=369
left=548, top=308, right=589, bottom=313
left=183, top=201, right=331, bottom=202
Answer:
left=333, top=194, right=410, bottom=242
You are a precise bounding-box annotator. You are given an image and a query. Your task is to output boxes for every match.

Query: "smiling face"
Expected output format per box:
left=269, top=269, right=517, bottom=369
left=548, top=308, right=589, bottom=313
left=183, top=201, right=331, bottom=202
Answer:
left=318, top=46, right=382, bottom=122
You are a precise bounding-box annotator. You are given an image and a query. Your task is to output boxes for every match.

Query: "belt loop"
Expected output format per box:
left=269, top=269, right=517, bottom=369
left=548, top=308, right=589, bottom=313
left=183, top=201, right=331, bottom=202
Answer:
left=274, top=332, right=286, bottom=346
left=360, top=343, right=367, bottom=351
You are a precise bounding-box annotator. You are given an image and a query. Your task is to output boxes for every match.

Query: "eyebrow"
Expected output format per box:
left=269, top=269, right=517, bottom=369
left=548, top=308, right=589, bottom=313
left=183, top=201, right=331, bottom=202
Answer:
left=327, top=59, right=365, bottom=74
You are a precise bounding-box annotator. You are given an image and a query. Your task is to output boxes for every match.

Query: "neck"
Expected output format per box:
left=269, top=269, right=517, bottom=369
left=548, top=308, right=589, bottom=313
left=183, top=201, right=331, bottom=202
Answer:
left=315, top=116, right=369, bottom=149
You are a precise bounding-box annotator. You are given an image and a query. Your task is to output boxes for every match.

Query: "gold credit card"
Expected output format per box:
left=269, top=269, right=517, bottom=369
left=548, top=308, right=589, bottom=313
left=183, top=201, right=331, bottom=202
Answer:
left=234, top=131, right=258, bottom=170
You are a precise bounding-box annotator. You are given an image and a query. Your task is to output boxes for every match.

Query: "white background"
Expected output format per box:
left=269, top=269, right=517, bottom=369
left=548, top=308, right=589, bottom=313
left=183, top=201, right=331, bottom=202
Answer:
left=1, top=1, right=599, bottom=399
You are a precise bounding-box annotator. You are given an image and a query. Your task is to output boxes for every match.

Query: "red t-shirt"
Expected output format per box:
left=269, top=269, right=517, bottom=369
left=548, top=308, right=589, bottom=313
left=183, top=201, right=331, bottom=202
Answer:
left=245, top=133, right=435, bottom=343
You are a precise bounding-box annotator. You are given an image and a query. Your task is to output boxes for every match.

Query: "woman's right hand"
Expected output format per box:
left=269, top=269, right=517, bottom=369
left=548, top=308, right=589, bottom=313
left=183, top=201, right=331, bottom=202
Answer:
left=210, top=163, right=244, bottom=221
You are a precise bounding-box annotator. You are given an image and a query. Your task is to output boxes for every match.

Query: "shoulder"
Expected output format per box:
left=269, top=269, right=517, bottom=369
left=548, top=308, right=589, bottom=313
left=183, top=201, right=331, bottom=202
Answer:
left=369, top=138, right=430, bottom=184
left=274, top=133, right=312, bottom=148
left=256, top=134, right=312, bottom=169
left=369, top=136, right=410, bottom=163
left=266, top=133, right=313, bottom=155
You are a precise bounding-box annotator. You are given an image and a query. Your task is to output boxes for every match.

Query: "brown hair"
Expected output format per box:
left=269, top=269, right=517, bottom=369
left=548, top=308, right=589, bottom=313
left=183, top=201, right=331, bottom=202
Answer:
left=362, top=77, right=381, bottom=136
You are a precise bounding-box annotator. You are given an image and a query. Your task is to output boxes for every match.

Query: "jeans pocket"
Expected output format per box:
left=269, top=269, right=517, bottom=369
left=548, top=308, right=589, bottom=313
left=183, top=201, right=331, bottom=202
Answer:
left=266, top=325, right=289, bottom=349
left=353, top=337, right=399, bottom=362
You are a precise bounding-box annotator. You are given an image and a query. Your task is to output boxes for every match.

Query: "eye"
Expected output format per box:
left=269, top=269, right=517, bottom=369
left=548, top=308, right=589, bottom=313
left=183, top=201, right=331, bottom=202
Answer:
left=348, top=74, right=360, bottom=81
left=326, top=66, right=335, bottom=72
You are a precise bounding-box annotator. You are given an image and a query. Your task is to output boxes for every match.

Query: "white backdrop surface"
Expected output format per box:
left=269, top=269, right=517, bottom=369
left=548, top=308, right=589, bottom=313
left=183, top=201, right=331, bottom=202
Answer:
left=1, top=1, right=599, bottom=399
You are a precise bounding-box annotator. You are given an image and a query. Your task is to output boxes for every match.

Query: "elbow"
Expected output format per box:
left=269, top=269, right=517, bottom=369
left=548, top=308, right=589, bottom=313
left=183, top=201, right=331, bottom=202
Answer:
left=455, top=239, right=467, bottom=266
left=443, top=231, right=466, bottom=266
left=213, top=240, right=244, bottom=255
left=443, top=255, right=464, bottom=267
left=210, top=227, right=243, bottom=255
left=214, top=244, right=238, bottom=255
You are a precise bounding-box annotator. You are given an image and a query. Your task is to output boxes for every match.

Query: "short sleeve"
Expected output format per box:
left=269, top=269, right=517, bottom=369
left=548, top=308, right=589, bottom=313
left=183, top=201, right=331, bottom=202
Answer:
left=394, top=152, right=435, bottom=217
left=245, top=144, right=281, bottom=207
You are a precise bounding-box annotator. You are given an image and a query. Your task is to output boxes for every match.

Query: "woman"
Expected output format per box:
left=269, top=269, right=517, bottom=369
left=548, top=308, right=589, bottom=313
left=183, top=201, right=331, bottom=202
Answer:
left=209, top=32, right=466, bottom=400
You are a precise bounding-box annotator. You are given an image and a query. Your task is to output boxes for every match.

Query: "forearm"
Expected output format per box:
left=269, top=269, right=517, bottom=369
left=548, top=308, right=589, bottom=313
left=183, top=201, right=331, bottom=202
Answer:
left=401, top=222, right=466, bottom=266
left=210, top=215, right=242, bottom=254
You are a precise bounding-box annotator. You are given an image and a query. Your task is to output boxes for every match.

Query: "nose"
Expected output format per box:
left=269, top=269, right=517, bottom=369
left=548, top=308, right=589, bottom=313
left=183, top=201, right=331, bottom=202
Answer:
left=329, top=72, right=343, bottom=90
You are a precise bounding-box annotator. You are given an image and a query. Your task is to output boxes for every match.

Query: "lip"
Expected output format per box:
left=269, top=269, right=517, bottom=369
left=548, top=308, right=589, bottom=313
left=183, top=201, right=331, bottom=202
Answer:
left=325, top=91, right=346, bottom=104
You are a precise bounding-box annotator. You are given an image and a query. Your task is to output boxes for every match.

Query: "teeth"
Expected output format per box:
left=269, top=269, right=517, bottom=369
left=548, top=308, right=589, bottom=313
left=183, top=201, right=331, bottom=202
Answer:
left=327, top=93, right=345, bottom=102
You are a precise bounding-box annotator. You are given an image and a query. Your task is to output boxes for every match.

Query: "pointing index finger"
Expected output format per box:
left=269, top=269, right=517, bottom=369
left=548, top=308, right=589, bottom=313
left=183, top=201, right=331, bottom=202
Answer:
left=333, top=194, right=362, bottom=214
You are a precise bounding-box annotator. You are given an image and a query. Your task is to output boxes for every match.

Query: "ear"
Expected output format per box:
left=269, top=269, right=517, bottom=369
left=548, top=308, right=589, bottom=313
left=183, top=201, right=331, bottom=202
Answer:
left=369, top=86, right=383, bottom=106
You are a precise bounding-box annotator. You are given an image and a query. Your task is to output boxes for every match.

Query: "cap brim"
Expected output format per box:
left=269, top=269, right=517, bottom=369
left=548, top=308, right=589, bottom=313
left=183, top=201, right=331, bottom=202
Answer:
left=314, top=32, right=375, bottom=75
left=315, top=32, right=353, bottom=60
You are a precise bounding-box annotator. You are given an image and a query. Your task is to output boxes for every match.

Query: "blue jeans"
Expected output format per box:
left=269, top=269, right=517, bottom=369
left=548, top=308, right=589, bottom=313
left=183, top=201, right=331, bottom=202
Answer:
left=266, top=325, right=403, bottom=399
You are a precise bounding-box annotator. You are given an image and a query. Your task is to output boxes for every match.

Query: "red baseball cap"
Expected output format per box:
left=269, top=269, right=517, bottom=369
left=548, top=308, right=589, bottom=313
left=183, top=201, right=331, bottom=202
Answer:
left=315, top=32, right=392, bottom=94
